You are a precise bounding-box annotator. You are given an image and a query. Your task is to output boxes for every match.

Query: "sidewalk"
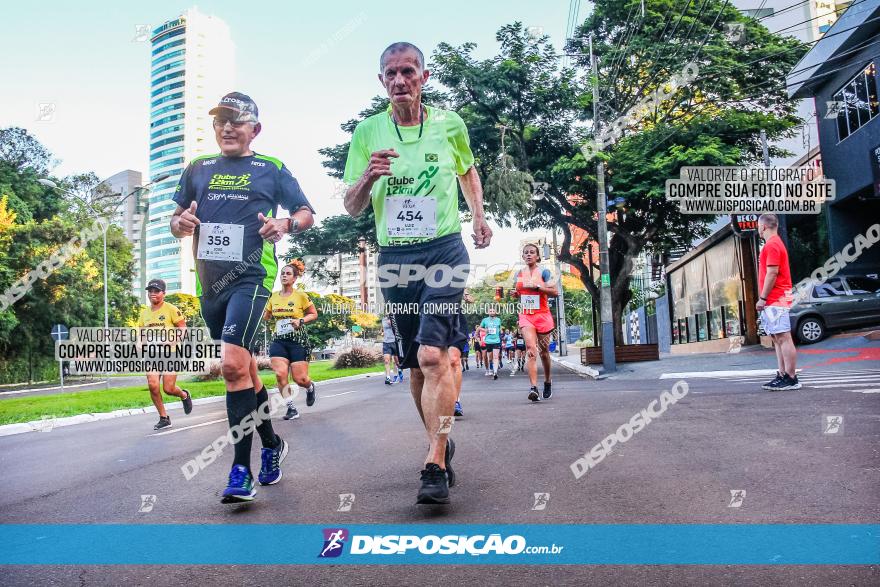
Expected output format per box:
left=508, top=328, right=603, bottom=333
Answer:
left=552, top=330, right=880, bottom=380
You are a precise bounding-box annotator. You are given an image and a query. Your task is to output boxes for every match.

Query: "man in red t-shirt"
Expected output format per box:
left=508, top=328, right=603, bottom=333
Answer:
left=756, top=214, right=800, bottom=391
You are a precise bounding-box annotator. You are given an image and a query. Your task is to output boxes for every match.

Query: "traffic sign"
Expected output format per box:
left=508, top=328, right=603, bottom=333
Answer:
left=51, top=324, right=69, bottom=341
left=600, top=274, right=610, bottom=286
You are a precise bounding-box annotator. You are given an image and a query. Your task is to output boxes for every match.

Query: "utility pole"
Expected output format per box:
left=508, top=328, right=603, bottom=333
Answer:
left=358, top=236, right=368, bottom=311
left=551, top=229, right=567, bottom=356
left=760, top=129, right=788, bottom=247
left=590, top=33, right=616, bottom=373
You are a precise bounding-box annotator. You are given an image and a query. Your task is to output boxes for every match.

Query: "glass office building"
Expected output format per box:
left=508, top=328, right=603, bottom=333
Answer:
left=147, top=8, right=234, bottom=294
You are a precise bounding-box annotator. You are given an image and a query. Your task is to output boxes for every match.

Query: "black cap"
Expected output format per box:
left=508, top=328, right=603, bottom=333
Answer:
left=146, top=279, right=166, bottom=292
left=209, top=92, right=259, bottom=123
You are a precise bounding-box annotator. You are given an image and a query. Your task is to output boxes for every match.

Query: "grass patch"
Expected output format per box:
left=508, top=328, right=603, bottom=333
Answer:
left=0, top=360, right=383, bottom=425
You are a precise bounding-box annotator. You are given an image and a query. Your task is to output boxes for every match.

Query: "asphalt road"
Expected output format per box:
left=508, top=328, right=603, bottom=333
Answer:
left=2, top=362, right=879, bottom=585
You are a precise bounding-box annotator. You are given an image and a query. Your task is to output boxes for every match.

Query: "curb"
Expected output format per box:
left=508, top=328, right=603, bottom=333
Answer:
left=551, top=355, right=600, bottom=379
left=0, top=371, right=382, bottom=438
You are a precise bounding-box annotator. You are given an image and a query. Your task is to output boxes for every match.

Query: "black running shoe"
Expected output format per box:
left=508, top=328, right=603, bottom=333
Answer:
left=385, top=377, right=393, bottom=385
left=543, top=381, right=552, bottom=399
left=306, top=383, right=316, bottom=407
left=765, top=377, right=787, bottom=392
left=778, top=374, right=802, bottom=390
left=153, top=416, right=171, bottom=430
left=181, top=389, right=193, bottom=415
left=761, top=372, right=783, bottom=390
left=493, top=372, right=498, bottom=380
left=528, top=387, right=541, bottom=402
left=416, top=463, right=450, bottom=505
left=283, top=405, right=300, bottom=420
left=445, top=438, right=456, bottom=487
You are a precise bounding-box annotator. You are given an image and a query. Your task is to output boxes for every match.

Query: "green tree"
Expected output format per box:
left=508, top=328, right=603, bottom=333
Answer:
left=431, top=6, right=803, bottom=342
left=0, top=129, right=139, bottom=382
left=165, top=293, right=206, bottom=328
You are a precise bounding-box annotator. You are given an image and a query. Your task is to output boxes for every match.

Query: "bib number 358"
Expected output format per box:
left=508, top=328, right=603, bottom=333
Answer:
left=198, top=223, right=244, bottom=262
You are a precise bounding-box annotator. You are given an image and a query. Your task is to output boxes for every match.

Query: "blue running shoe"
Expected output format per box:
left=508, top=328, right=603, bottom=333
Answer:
left=397, top=369, right=404, bottom=383
left=454, top=401, right=463, bottom=417
left=258, top=438, right=289, bottom=485
left=221, top=464, right=256, bottom=503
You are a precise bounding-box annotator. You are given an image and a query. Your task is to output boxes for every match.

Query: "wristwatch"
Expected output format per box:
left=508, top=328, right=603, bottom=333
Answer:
left=287, top=217, right=300, bottom=233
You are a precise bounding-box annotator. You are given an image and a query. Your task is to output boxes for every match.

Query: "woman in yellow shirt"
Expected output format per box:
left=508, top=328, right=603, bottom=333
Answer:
left=138, top=279, right=193, bottom=430
left=263, top=260, right=318, bottom=420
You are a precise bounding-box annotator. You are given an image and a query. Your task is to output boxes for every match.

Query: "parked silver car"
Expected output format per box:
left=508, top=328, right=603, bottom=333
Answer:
left=789, top=274, right=880, bottom=343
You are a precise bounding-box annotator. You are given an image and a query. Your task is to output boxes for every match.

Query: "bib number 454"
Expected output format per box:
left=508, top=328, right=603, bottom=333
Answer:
left=396, top=210, right=423, bottom=222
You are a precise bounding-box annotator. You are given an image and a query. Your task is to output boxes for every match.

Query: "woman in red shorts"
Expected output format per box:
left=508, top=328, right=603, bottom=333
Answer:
left=511, top=243, right=558, bottom=402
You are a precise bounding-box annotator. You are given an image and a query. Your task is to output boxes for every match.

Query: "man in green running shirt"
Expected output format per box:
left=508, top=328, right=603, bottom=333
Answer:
left=343, top=42, right=492, bottom=505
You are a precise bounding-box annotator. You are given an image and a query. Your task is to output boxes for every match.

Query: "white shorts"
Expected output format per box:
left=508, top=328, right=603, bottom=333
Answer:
left=761, top=306, right=791, bottom=335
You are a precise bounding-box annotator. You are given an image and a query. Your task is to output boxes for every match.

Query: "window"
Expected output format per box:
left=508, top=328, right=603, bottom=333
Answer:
left=152, top=27, right=185, bottom=46
left=151, top=113, right=184, bottom=128
left=813, top=277, right=847, bottom=298
left=150, top=146, right=183, bottom=160
left=845, top=276, right=880, bottom=294
left=151, top=60, right=184, bottom=77
left=150, top=157, right=185, bottom=172
left=151, top=102, right=184, bottom=118
left=150, top=124, right=184, bottom=139
left=151, top=38, right=185, bottom=56
left=708, top=308, right=723, bottom=339
left=152, top=48, right=185, bottom=67
left=152, top=70, right=185, bottom=86
left=150, top=135, right=183, bottom=150
left=834, top=62, right=879, bottom=141
left=150, top=90, right=184, bottom=108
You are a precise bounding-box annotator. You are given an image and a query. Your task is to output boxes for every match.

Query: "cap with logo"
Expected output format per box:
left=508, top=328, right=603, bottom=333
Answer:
left=146, top=279, right=167, bottom=292
left=209, top=92, right=259, bottom=123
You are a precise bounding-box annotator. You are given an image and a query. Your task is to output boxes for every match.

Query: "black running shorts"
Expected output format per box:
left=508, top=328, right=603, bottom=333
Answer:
left=379, top=234, right=469, bottom=369
left=269, top=339, right=310, bottom=363
left=200, top=284, right=270, bottom=350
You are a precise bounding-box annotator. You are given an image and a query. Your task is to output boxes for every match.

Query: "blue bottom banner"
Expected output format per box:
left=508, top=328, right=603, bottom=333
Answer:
left=1, top=524, right=878, bottom=565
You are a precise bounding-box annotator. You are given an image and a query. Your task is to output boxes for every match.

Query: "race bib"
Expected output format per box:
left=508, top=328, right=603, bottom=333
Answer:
left=198, top=223, right=244, bottom=262
left=521, top=295, right=540, bottom=311
left=487, top=327, right=498, bottom=335
left=275, top=318, right=295, bottom=336
left=385, top=197, right=437, bottom=238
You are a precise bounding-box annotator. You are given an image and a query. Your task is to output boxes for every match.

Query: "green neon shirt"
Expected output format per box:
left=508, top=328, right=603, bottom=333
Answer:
left=343, top=104, right=475, bottom=247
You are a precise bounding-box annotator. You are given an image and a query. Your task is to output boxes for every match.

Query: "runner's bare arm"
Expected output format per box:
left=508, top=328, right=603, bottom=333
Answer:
left=458, top=166, right=492, bottom=248
left=302, top=304, right=318, bottom=324
left=344, top=149, right=398, bottom=217
left=170, top=203, right=199, bottom=238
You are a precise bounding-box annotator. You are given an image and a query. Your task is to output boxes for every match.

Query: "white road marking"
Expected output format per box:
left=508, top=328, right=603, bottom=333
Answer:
left=149, top=417, right=227, bottom=436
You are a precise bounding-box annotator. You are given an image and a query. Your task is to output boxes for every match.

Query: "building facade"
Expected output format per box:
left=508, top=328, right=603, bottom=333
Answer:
left=103, top=170, right=146, bottom=299
left=788, top=0, right=880, bottom=272
left=147, top=8, right=234, bottom=295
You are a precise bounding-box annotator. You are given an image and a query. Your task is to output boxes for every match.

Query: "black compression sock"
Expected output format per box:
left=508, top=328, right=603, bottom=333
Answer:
left=226, top=389, right=258, bottom=470
left=255, top=386, right=280, bottom=449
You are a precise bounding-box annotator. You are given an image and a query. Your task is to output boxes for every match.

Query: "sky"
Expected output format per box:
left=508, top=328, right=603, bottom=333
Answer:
left=1, top=0, right=583, bottom=271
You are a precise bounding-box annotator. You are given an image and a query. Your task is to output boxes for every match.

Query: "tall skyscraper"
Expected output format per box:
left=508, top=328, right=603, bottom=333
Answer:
left=147, top=8, right=234, bottom=295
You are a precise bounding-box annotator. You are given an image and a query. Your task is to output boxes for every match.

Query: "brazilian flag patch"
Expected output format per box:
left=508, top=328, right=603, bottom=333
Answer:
left=425, top=153, right=438, bottom=162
